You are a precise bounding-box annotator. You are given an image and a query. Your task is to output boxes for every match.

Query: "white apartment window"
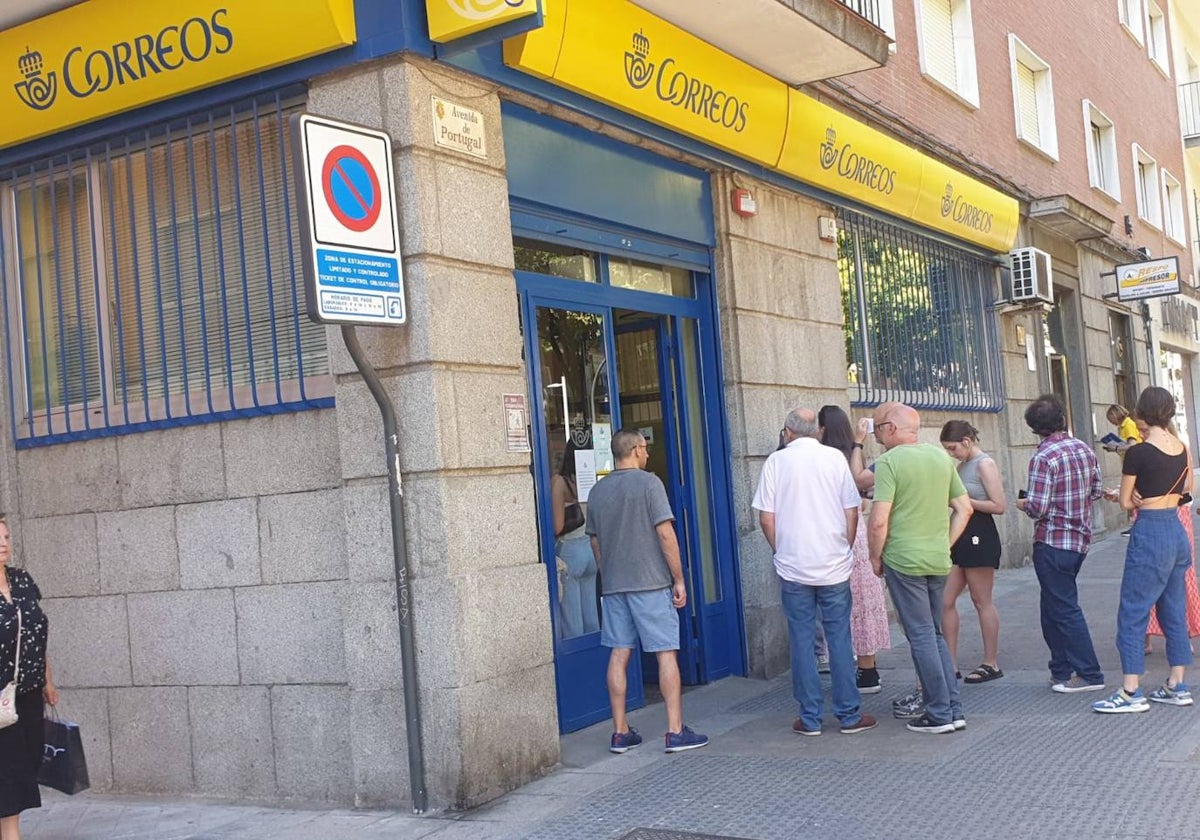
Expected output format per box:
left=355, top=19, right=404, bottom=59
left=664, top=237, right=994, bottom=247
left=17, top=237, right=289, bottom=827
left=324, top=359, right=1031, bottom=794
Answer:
left=1083, top=101, right=1120, bottom=199
left=879, top=0, right=898, bottom=53
left=1162, top=170, right=1185, bottom=243
left=1146, top=1, right=1169, bottom=74
left=1009, top=36, right=1057, bottom=158
left=1119, top=0, right=1144, bottom=43
left=1133, top=144, right=1161, bottom=228
left=916, top=0, right=979, bottom=107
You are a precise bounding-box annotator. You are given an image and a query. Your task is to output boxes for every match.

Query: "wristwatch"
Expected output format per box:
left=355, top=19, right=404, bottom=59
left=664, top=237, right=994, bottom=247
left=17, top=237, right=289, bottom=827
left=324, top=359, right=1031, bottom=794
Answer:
left=852, top=442, right=864, bottom=449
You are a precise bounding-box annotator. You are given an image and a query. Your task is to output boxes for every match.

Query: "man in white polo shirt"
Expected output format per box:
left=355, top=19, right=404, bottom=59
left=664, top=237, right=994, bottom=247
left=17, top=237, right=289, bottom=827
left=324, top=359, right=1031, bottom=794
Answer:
left=753, top=407, right=877, bottom=736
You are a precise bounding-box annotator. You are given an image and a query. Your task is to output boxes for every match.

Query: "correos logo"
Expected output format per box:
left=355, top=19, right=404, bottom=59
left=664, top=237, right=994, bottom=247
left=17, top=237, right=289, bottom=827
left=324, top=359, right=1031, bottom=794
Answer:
left=13, top=8, right=234, bottom=112
left=445, top=0, right=526, bottom=19
left=939, top=183, right=994, bottom=233
left=623, top=30, right=749, bottom=133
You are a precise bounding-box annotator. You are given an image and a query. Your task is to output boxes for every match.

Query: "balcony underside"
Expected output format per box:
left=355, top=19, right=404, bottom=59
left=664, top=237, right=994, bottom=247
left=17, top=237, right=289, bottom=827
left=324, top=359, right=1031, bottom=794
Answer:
left=630, top=0, right=891, bottom=85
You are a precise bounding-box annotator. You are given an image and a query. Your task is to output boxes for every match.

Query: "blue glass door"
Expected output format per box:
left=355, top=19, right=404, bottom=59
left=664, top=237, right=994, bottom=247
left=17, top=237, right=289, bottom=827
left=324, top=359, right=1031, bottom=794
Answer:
left=526, top=299, right=642, bottom=733
left=517, top=241, right=744, bottom=734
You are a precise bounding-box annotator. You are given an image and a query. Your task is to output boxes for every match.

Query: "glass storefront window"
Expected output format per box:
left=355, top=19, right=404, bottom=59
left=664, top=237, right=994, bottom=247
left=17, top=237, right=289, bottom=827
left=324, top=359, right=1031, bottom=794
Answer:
left=609, top=257, right=693, bottom=297
left=514, top=238, right=598, bottom=282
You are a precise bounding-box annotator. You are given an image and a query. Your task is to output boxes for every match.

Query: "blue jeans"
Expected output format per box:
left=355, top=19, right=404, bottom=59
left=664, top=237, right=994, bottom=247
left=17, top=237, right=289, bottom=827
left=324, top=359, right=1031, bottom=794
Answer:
left=1117, top=508, right=1193, bottom=674
left=884, top=567, right=960, bottom=724
left=780, top=577, right=862, bottom=729
left=1031, top=542, right=1104, bottom=684
left=558, top=536, right=599, bottom=638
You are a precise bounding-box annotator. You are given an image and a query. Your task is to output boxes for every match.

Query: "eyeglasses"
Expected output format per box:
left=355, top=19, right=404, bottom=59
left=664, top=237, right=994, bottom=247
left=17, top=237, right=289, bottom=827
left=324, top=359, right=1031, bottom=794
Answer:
left=635, top=443, right=650, bottom=451
left=874, top=421, right=895, bottom=433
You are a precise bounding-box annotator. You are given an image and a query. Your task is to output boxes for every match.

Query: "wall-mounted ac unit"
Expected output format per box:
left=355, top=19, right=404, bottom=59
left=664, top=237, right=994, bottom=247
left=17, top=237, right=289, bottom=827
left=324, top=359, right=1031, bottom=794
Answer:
left=1008, top=247, right=1053, bottom=304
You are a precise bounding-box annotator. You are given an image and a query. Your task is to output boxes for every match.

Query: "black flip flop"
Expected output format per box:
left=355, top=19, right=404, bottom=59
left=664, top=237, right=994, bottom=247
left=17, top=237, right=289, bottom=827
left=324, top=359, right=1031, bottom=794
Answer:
left=963, top=663, right=1003, bottom=684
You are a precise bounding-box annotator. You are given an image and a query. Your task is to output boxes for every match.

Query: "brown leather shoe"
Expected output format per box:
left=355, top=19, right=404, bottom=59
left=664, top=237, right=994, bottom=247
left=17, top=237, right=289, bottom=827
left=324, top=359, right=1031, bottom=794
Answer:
left=840, top=713, right=878, bottom=734
left=792, top=718, right=822, bottom=736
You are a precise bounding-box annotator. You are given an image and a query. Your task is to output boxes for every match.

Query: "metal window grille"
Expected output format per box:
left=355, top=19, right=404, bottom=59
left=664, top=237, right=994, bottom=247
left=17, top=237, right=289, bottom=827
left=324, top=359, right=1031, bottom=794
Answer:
left=838, top=208, right=1005, bottom=412
left=0, top=93, right=332, bottom=447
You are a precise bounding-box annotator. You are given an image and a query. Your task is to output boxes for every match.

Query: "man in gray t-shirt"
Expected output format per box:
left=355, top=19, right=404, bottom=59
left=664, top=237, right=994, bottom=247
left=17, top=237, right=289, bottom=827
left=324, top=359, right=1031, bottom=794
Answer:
left=586, top=428, right=708, bottom=755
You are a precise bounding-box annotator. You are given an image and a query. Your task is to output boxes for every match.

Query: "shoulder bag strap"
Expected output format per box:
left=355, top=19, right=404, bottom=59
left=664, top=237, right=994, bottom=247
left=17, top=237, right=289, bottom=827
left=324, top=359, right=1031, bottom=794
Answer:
left=11, top=606, right=20, bottom=688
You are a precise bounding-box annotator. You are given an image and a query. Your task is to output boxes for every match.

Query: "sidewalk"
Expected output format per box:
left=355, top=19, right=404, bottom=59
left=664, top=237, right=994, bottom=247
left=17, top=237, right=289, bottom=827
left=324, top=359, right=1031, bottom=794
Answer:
left=24, top=533, right=1200, bottom=840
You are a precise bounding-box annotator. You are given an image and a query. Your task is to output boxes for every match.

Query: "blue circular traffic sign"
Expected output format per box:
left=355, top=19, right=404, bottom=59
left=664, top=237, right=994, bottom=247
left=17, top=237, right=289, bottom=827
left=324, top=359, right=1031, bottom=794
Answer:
left=321, top=145, right=382, bottom=233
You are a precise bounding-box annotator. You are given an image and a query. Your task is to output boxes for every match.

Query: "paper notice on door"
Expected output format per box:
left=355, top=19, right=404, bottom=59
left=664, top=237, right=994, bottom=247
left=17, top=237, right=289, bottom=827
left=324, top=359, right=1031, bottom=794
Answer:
left=575, top=449, right=598, bottom=502
left=592, top=423, right=614, bottom=474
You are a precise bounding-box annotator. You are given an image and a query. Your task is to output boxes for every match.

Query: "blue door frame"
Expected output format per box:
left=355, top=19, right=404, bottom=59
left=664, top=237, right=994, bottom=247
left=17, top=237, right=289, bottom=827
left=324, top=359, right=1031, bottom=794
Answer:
left=517, top=252, right=746, bottom=733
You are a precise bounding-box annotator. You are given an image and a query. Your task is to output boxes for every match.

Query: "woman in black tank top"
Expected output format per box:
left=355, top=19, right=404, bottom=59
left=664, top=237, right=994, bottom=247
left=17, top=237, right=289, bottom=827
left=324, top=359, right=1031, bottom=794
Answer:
left=1093, top=387, right=1195, bottom=714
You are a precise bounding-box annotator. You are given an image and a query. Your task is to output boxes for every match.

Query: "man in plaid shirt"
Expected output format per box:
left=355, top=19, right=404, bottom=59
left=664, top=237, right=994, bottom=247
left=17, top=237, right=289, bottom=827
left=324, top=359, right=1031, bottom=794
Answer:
left=1016, top=394, right=1106, bottom=694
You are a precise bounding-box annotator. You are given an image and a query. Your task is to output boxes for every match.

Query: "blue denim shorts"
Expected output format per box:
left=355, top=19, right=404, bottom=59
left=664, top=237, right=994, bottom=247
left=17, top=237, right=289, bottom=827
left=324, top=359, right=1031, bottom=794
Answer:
left=600, top=588, right=679, bottom=652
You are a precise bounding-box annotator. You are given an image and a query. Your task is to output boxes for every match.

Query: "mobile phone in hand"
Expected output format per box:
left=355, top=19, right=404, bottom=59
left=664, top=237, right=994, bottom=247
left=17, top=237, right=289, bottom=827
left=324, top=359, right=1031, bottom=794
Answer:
left=1018, top=490, right=1027, bottom=499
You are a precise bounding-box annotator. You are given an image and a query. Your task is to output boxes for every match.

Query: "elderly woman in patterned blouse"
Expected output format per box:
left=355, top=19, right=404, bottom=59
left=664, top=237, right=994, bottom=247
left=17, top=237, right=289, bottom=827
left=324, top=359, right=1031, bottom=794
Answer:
left=0, top=515, right=58, bottom=840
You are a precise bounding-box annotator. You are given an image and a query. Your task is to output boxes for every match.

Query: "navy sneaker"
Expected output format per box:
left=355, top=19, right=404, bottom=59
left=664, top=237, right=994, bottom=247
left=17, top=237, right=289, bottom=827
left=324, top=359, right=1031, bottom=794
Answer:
left=664, top=725, right=709, bottom=753
left=905, top=714, right=956, bottom=734
left=609, top=727, right=643, bottom=754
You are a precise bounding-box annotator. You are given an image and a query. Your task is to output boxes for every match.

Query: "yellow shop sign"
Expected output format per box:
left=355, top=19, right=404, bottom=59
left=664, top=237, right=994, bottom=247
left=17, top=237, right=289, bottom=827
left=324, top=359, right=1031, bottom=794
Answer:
left=427, top=0, right=541, bottom=43
left=505, top=0, right=1019, bottom=252
left=0, top=0, right=357, bottom=150
left=776, top=91, right=1020, bottom=251
left=503, top=0, right=789, bottom=169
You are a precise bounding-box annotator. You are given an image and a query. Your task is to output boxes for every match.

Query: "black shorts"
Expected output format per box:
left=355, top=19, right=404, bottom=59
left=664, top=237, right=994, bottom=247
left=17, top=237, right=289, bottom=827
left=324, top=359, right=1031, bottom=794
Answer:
left=951, top=512, right=1002, bottom=569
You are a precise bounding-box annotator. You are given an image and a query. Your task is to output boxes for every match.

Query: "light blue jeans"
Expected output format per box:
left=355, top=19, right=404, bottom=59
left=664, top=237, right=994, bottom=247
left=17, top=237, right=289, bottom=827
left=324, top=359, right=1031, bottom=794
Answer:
left=884, top=566, right=961, bottom=724
left=558, top=535, right=599, bottom=638
left=780, top=577, right=862, bottom=729
left=1117, top=508, right=1193, bottom=674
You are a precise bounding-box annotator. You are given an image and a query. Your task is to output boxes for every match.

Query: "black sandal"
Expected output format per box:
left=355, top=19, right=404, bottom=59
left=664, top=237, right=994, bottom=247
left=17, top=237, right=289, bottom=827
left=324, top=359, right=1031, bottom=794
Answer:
left=963, top=664, right=1003, bottom=684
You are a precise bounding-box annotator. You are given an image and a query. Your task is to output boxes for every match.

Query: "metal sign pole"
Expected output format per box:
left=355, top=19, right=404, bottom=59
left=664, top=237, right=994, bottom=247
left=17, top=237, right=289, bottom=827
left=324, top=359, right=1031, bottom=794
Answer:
left=342, top=324, right=427, bottom=814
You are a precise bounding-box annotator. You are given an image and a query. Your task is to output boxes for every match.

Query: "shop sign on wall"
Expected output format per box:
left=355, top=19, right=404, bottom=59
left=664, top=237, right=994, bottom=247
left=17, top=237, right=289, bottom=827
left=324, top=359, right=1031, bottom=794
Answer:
left=1115, top=256, right=1181, bottom=302
left=504, top=393, right=530, bottom=452
left=432, top=96, right=488, bottom=159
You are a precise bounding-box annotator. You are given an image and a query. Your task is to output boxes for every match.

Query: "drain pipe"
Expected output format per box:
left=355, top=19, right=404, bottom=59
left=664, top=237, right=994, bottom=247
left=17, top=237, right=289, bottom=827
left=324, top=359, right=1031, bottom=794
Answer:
left=341, top=324, right=427, bottom=814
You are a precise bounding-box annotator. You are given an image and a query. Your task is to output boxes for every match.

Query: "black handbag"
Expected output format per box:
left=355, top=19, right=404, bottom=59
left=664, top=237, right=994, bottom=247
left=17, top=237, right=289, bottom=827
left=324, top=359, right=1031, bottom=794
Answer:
left=39, top=713, right=90, bottom=795
left=558, top=502, right=585, bottom=536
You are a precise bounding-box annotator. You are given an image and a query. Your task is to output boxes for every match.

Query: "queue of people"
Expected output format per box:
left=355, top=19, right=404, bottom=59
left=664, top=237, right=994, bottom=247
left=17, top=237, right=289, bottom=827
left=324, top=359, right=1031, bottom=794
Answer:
left=583, top=388, right=1193, bottom=747
left=745, top=389, right=1195, bottom=737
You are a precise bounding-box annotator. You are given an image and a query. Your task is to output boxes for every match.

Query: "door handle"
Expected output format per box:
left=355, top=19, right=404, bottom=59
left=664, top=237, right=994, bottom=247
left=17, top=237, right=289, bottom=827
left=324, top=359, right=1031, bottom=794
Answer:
left=546, top=377, right=569, bottom=443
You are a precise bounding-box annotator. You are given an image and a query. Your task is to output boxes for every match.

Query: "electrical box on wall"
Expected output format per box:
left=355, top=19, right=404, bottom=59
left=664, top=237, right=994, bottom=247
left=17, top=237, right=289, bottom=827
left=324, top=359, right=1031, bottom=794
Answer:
left=1008, top=247, right=1053, bottom=305
left=818, top=216, right=837, bottom=242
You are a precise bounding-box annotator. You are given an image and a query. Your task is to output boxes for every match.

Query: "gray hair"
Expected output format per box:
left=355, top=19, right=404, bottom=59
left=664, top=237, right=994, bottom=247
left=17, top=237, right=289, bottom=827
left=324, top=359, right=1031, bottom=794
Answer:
left=784, top=408, right=818, bottom=439
left=611, top=428, right=644, bottom=460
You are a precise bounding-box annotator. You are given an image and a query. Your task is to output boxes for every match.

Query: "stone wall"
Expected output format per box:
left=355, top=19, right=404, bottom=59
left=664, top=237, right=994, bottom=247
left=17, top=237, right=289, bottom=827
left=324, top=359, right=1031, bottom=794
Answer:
left=7, top=54, right=558, bottom=812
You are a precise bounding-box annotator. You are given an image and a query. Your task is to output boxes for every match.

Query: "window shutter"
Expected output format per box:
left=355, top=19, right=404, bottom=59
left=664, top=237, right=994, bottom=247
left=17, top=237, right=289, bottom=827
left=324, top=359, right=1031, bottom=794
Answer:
left=1017, top=62, right=1040, bottom=143
left=921, top=0, right=957, bottom=88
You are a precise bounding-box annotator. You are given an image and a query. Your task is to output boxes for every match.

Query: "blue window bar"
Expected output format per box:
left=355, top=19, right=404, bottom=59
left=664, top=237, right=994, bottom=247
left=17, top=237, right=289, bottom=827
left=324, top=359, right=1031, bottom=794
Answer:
left=0, top=93, right=332, bottom=447
left=838, top=207, right=1005, bottom=412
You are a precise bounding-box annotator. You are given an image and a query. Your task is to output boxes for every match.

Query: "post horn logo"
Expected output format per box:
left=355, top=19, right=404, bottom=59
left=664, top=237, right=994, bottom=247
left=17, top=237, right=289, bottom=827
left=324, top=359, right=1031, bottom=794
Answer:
left=14, top=46, right=57, bottom=111
left=624, top=30, right=654, bottom=90
left=940, top=183, right=955, bottom=217
left=819, top=127, right=839, bottom=169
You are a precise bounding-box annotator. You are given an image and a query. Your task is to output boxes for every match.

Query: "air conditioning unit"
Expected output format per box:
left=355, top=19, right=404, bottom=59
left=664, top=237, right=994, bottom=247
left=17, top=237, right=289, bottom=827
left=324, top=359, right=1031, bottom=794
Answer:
left=1008, top=247, right=1053, bottom=304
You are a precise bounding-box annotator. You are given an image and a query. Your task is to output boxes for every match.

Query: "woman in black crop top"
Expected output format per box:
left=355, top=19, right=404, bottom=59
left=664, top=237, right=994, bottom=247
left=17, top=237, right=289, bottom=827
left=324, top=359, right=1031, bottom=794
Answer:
left=1093, top=387, right=1194, bottom=714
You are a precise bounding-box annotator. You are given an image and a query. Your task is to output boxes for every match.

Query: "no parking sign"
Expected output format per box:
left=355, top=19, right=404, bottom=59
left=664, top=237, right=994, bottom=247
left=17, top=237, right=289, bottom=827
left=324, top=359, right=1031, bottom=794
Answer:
left=292, top=114, right=406, bottom=325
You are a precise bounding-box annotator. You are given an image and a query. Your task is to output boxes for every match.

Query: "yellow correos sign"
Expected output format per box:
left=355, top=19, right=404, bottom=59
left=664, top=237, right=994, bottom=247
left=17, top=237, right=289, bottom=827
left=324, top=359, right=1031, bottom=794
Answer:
left=776, top=91, right=1020, bottom=251
left=504, top=0, right=789, bottom=170
left=427, top=0, right=541, bottom=43
left=0, top=0, right=357, bottom=150
left=506, top=0, right=1019, bottom=252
